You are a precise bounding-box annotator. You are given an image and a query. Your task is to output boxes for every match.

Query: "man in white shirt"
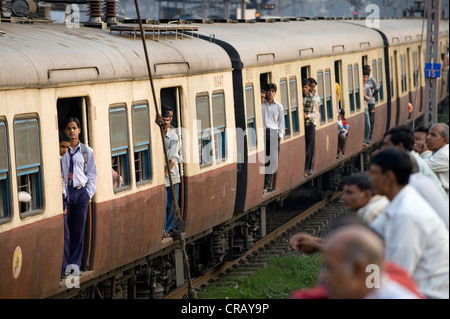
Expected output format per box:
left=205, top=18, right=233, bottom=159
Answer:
left=262, top=83, right=284, bottom=192
left=425, top=123, right=449, bottom=197
left=368, top=148, right=449, bottom=299
left=162, top=110, right=181, bottom=238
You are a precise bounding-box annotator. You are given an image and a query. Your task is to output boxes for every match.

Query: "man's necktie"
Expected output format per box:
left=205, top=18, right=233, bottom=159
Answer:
left=68, top=148, right=79, bottom=198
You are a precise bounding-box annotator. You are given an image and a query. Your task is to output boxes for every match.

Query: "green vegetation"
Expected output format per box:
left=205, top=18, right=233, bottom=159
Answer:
left=197, top=253, right=322, bottom=299
left=438, top=100, right=449, bottom=124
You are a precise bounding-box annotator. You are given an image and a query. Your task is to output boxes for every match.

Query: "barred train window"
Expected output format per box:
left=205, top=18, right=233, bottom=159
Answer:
left=317, top=71, right=325, bottom=124
left=354, top=64, right=361, bottom=111
left=14, top=118, right=42, bottom=216
left=245, top=85, right=257, bottom=149
left=289, top=78, right=299, bottom=134
left=196, top=94, right=212, bottom=167
left=212, top=92, right=226, bottom=162
left=390, top=56, right=394, bottom=98
left=132, top=103, right=152, bottom=184
left=372, top=60, right=379, bottom=103
left=325, top=69, right=333, bottom=122
left=0, top=121, right=10, bottom=221
left=377, top=59, right=384, bottom=101
left=280, top=79, right=290, bottom=138
left=348, top=65, right=355, bottom=113
left=109, top=106, right=130, bottom=190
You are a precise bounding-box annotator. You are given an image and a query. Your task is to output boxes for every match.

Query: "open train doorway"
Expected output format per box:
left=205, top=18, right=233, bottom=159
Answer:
left=260, top=72, right=272, bottom=93
left=160, top=87, right=185, bottom=220
left=57, top=96, right=94, bottom=271
left=335, top=60, right=343, bottom=111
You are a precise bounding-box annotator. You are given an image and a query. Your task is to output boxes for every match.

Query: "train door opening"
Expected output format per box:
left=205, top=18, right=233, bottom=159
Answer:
left=160, top=87, right=184, bottom=219
left=260, top=72, right=272, bottom=93
left=406, top=48, right=413, bottom=106
left=362, top=55, right=368, bottom=69
left=56, top=96, right=94, bottom=271
left=335, top=60, right=342, bottom=110
left=300, top=66, right=311, bottom=102
left=393, top=50, right=401, bottom=126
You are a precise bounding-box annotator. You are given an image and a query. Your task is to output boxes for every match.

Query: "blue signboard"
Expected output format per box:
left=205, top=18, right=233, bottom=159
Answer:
left=425, top=63, right=441, bottom=78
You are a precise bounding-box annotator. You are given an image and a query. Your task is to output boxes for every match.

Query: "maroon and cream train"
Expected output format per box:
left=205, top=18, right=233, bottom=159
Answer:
left=0, top=16, right=448, bottom=298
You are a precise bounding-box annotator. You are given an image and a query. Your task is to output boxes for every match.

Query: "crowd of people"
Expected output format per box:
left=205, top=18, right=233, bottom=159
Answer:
left=289, top=123, right=449, bottom=299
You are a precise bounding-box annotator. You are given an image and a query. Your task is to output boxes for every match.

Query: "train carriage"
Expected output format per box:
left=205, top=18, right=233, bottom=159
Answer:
left=192, top=19, right=386, bottom=212
left=0, top=22, right=236, bottom=298
left=0, top=15, right=448, bottom=299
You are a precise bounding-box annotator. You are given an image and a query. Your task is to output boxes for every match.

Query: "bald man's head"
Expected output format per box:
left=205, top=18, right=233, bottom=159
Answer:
left=321, top=224, right=385, bottom=299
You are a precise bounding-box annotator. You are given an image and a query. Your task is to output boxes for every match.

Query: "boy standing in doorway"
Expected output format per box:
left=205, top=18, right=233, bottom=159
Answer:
left=61, top=117, right=97, bottom=276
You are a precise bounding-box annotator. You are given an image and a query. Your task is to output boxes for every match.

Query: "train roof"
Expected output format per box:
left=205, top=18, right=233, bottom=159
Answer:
left=0, top=23, right=232, bottom=89
left=190, top=19, right=385, bottom=67
left=343, top=18, right=450, bottom=46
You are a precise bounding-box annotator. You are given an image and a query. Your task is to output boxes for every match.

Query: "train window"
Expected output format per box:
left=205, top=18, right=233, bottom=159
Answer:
left=0, top=121, right=10, bottom=222
left=353, top=64, right=361, bottom=111
left=132, top=103, right=152, bottom=184
left=317, top=72, right=325, bottom=124
left=196, top=94, right=212, bottom=167
left=289, top=78, right=300, bottom=134
left=325, top=69, right=333, bottom=122
left=348, top=65, right=355, bottom=113
left=245, top=85, right=257, bottom=150
left=377, top=59, right=384, bottom=101
left=399, top=55, right=404, bottom=92
left=390, top=57, right=394, bottom=98
left=403, top=54, right=407, bottom=92
left=401, top=54, right=407, bottom=93
left=280, top=79, right=291, bottom=138
left=109, top=106, right=130, bottom=191
left=372, top=60, right=379, bottom=103
left=212, top=92, right=226, bottom=162
left=14, top=118, right=42, bottom=217
left=412, top=52, right=419, bottom=89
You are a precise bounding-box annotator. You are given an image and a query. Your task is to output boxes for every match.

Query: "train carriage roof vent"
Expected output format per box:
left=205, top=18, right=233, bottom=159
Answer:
left=109, top=24, right=199, bottom=41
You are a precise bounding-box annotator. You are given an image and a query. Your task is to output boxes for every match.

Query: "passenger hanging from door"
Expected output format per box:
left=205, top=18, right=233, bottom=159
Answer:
left=162, top=109, right=181, bottom=239
left=262, top=83, right=284, bottom=192
left=61, top=117, right=97, bottom=277
left=303, top=78, right=320, bottom=176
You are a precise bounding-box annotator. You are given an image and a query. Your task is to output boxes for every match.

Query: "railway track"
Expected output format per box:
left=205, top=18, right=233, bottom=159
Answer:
left=164, top=190, right=347, bottom=299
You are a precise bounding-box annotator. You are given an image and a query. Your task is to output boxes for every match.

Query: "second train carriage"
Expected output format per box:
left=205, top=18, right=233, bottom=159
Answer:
left=0, top=17, right=448, bottom=298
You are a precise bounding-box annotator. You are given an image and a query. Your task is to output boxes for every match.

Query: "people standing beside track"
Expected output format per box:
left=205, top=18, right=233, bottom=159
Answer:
left=261, top=89, right=266, bottom=104
left=320, top=224, right=420, bottom=299
left=368, top=148, right=449, bottom=299
left=425, top=123, right=449, bottom=198
left=289, top=172, right=388, bottom=255
left=413, top=126, right=432, bottom=159
left=262, top=83, right=284, bottom=192
left=289, top=216, right=423, bottom=299
left=61, top=117, right=97, bottom=276
left=162, top=110, right=181, bottom=239
left=302, top=79, right=320, bottom=176
left=362, top=70, right=372, bottom=147
left=378, top=125, right=448, bottom=203
left=363, top=65, right=379, bottom=143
